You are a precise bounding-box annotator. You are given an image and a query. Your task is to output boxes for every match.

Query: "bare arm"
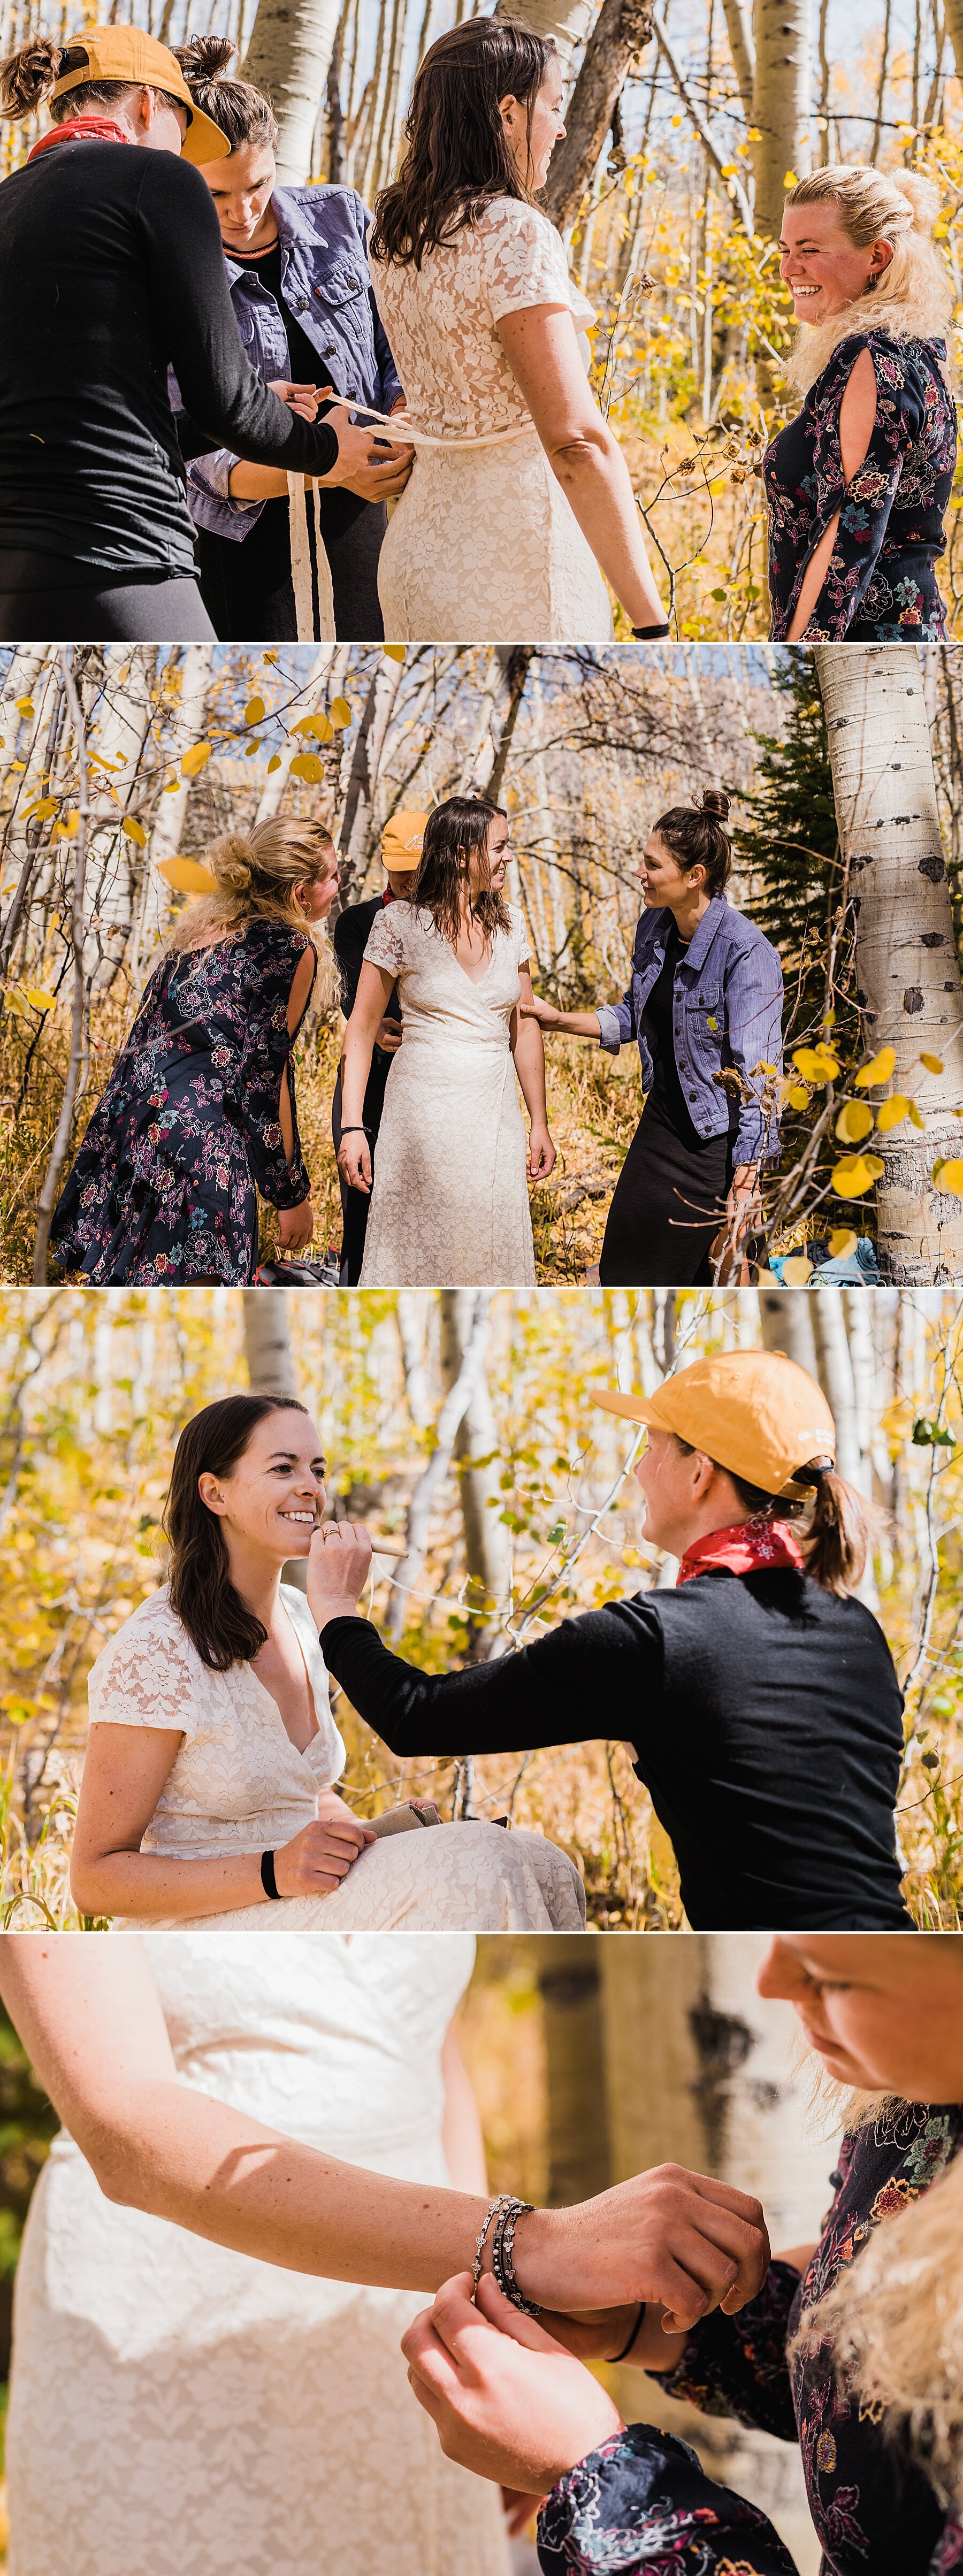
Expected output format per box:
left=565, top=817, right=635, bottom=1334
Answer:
left=788, top=347, right=877, bottom=640
left=70, top=1723, right=373, bottom=1921
left=511, top=964, right=556, bottom=1181
left=441, top=2027, right=488, bottom=2194
left=495, top=307, right=665, bottom=632
left=521, top=996, right=603, bottom=1041
left=337, top=960, right=396, bottom=1194
left=274, top=943, right=318, bottom=1252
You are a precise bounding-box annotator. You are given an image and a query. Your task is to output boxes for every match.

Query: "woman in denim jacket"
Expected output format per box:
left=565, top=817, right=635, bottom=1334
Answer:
left=524, top=792, right=784, bottom=1286
left=175, top=39, right=412, bottom=641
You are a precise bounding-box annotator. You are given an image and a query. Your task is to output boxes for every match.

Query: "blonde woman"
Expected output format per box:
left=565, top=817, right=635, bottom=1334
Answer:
left=50, top=818, right=337, bottom=1284
left=767, top=166, right=958, bottom=640
left=403, top=1934, right=963, bottom=2576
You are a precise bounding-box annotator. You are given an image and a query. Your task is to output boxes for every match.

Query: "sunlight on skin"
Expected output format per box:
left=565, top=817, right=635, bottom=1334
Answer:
left=779, top=203, right=889, bottom=638
left=757, top=1935, right=963, bottom=2099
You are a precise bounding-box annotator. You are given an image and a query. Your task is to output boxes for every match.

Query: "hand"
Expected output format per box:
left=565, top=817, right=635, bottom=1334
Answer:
left=306, top=1520, right=374, bottom=1631
left=337, top=1129, right=372, bottom=1194
left=320, top=408, right=406, bottom=490
left=274, top=1791, right=376, bottom=1898
left=519, top=995, right=562, bottom=1028
left=375, top=1015, right=403, bottom=1054
left=269, top=378, right=324, bottom=422
left=514, top=2163, right=770, bottom=2328
left=339, top=442, right=414, bottom=503
left=533, top=2300, right=688, bottom=2373
left=502, top=2489, right=550, bottom=2539
left=277, top=1196, right=315, bottom=1252
left=528, top=1126, right=556, bottom=1181
left=402, top=2273, right=624, bottom=2496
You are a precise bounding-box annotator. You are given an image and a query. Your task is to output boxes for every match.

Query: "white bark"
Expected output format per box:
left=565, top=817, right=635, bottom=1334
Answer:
left=241, top=0, right=342, bottom=181
left=495, top=0, right=597, bottom=67
left=256, top=648, right=337, bottom=822
left=816, top=643, right=963, bottom=1284
left=84, top=649, right=159, bottom=993
left=751, top=0, right=812, bottom=241
left=758, top=1284, right=817, bottom=1372
left=242, top=1289, right=300, bottom=1396
left=386, top=1293, right=493, bottom=1640
left=439, top=1288, right=512, bottom=1647
left=943, top=0, right=963, bottom=86
left=129, top=645, right=215, bottom=987
left=721, top=0, right=756, bottom=117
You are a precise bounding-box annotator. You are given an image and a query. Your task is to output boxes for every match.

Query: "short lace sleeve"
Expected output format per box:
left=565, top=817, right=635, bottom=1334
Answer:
left=480, top=200, right=595, bottom=330
left=509, top=904, right=531, bottom=971
left=363, top=906, right=406, bottom=977
left=87, top=1592, right=198, bottom=1736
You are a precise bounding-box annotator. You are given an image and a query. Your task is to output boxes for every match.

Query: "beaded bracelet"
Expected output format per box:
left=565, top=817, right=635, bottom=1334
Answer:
left=471, top=2194, right=514, bottom=2303
left=491, top=2195, right=541, bottom=2316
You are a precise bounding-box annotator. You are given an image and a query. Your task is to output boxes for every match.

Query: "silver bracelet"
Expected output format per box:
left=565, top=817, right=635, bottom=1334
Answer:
left=491, top=2195, right=541, bottom=2316
left=471, top=2194, right=514, bottom=2303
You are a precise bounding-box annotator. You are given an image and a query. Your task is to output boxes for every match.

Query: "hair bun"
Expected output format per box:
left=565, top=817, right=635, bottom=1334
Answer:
left=173, top=34, right=238, bottom=81
left=700, top=786, right=730, bottom=822
left=210, top=830, right=256, bottom=892
left=891, top=167, right=941, bottom=235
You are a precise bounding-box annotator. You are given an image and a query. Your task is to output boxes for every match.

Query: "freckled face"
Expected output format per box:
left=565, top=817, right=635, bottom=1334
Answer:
left=778, top=203, right=893, bottom=323
left=757, top=1936, right=963, bottom=2099
left=198, top=1410, right=328, bottom=1565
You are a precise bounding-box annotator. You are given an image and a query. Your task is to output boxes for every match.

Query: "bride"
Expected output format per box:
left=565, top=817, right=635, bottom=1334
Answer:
left=0, top=1932, right=770, bottom=2576
left=338, top=796, right=554, bottom=1287
left=367, top=18, right=667, bottom=643
left=70, top=1391, right=585, bottom=1930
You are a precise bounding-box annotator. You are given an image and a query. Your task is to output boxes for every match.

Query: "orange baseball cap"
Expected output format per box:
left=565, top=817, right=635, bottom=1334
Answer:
left=381, top=811, right=426, bottom=869
left=50, top=29, right=231, bottom=164
left=593, top=1348, right=836, bottom=1501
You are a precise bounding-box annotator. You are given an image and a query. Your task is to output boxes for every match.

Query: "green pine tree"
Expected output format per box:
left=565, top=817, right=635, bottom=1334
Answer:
left=734, top=652, right=857, bottom=1062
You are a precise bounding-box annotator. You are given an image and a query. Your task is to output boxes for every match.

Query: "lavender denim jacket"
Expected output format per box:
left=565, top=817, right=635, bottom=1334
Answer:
left=181, top=185, right=403, bottom=544
left=595, top=892, right=783, bottom=1167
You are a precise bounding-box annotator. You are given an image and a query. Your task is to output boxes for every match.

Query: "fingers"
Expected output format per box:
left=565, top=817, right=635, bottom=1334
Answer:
left=470, top=2272, right=571, bottom=2358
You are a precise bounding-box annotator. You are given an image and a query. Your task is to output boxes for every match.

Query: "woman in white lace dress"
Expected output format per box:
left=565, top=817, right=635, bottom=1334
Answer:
left=367, top=19, right=668, bottom=643
left=337, top=798, right=553, bottom=1287
left=70, top=1392, right=585, bottom=1931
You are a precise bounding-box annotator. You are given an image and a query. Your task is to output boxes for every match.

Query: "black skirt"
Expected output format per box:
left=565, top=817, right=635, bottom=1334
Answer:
left=196, top=494, right=386, bottom=643
left=599, top=1080, right=735, bottom=1286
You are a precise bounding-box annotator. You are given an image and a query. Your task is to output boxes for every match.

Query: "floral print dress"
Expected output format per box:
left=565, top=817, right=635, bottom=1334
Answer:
left=763, top=331, right=957, bottom=639
left=49, top=921, right=315, bottom=1285
left=539, top=2099, right=963, bottom=2576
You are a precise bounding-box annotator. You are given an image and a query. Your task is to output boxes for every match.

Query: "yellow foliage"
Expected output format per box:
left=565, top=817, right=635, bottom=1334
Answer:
left=121, top=817, right=147, bottom=848
left=793, top=1044, right=840, bottom=1081
left=876, top=1095, right=911, bottom=1132
left=244, top=697, right=266, bottom=726
left=855, top=1047, right=897, bottom=1088
left=933, top=1159, right=963, bottom=1195
left=181, top=743, right=212, bottom=777
left=329, top=697, right=352, bottom=728
left=829, top=1229, right=858, bottom=1259
left=831, top=1153, right=880, bottom=1198
left=835, top=1100, right=874, bottom=1144
left=156, top=856, right=217, bottom=893
left=289, top=753, right=325, bottom=783
left=920, top=1052, right=945, bottom=1074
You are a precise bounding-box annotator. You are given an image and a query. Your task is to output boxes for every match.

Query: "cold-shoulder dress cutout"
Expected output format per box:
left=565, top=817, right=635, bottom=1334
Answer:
left=765, top=330, right=956, bottom=639
left=50, top=920, right=315, bottom=1283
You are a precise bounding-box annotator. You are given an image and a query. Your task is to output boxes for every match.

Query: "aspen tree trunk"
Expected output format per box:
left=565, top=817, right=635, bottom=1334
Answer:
left=256, top=647, right=336, bottom=823
left=338, top=654, right=405, bottom=900
left=439, top=1289, right=511, bottom=1655
left=529, top=1936, right=612, bottom=2204
left=758, top=1284, right=817, bottom=1372
left=599, top=1938, right=827, bottom=2576
left=816, top=643, right=963, bottom=1284
left=721, top=0, right=755, bottom=117
left=241, top=0, right=342, bottom=180
left=129, top=645, right=214, bottom=987
left=243, top=1289, right=300, bottom=1396
left=509, top=0, right=654, bottom=231
left=496, top=0, right=597, bottom=68
left=85, top=649, right=159, bottom=994
left=751, top=0, right=812, bottom=241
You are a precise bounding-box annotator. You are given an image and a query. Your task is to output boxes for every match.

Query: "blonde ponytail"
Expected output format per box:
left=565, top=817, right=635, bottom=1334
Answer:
left=783, top=164, right=955, bottom=396
left=170, top=816, right=339, bottom=1008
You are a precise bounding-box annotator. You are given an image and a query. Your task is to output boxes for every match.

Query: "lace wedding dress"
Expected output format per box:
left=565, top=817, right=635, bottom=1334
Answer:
left=358, top=901, right=538, bottom=1287
left=6, top=1931, right=513, bottom=2576
left=86, top=1583, right=585, bottom=1930
left=370, top=198, right=614, bottom=642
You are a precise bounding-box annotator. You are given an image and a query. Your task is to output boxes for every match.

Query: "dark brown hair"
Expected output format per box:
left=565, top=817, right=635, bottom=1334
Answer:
left=673, top=1436, right=869, bottom=1595
left=413, top=795, right=511, bottom=950
left=173, top=36, right=278, bottom=154
left=165, top=1395, right=310, bottom=1670
left=370, top=17, right=557, bottom=270
left=653, top=786, right=732, bottom=896
left=0, top=34, right=182, bottom=123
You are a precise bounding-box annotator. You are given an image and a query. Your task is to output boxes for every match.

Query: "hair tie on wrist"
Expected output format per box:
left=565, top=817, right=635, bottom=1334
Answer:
left=339, top=1126, right=368, bottom=1135
left=261, top=1849, right=281, bottom=1900
left=632, top=622, right=671, bottom=638
left=610, top=2303, right=644, bottom=2363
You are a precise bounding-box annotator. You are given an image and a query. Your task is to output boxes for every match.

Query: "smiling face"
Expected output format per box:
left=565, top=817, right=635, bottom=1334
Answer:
left=202, top=136, right=278, bottom=251
left=637, top=830, right=704, bottom=911
left=466, top=814, right=510, bottom=900
left=295, top=843, right=339, bottom=922
left=197, top=1408, right=327, bottom=1568
left=779, top=200, right=894, bottom=324
left=499, top=59, right=565, bottom=192
left=758, top=1936, right=963, bottom=2100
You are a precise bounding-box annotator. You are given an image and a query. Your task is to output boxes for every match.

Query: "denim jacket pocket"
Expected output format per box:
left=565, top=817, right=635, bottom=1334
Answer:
left=311, top=260, right=368, bottom=313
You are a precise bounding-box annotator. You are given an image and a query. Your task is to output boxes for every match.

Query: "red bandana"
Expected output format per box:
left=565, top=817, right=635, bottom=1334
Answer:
left=676, top=1519, right=805, bottom=1586
left=28, top=118, right=133, bottom=160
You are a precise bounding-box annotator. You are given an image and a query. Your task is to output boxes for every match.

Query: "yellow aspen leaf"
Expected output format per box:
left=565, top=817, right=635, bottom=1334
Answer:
left=831, top=1154, right=878, bottom=1198
left=783, top=168, right=799, bottom=186
left=787, top=1085, right=811, bottom=1109
left=933, top=1158, right=963, bottom=1194
left=23, top=986, right=56, bottom=1012
left=2, top=987, right=30, bottom=1019
left=854, top=1046, right=896, bottom=1088
left=384, top=645, right=406, bottom=662
left=121, top=817, right=147, bottom=847
left=876, top=1094, right=910, bottom=1132
left=908, top=1102, right=925, bottom=1129
left=829, top=1228, right=858, bottom=1259
left=60, top=812, right=79, bottom=837
left=263, top=651, right=279, bottom=664
left=920, top=1052, right=944, bottom=1073
left=162, top=777, right=181, bottom=793
left=782, top=1256, right=813, bottom=1285
left=835, top=1100, right=874, bottom=1144
left=14, top=699, right=35, bottom=717
left=314, top=714, right=333, bottom=744
left=267, top=755, right=281, bottom=773
left=329, top=696, right=351, bottom=728
left=25, top=797, right=58, bottom=820
left=290, top=714, right=318, bottom=736
left=245, top=740, right=262, bottom=758
left=181, top=743, right=212, bottom=777
left=862, top=1153, right=884, bottom=1178
left=792, top=1044, right=839, bottom=1081
left=289, top=753, right=325, bottom=784
left=244, top=696, right=266, bottom=726
left=156, top=855, right=217, bottom=893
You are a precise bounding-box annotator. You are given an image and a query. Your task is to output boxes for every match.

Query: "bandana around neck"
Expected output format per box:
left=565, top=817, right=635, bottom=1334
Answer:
left=28, top=117, right=133, bottom=160
left=676, top=1518, right=805, bottom=1586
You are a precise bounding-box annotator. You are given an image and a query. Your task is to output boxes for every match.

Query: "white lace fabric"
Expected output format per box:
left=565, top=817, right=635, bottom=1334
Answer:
left=358, top=903, right=538, bottom=1288
left=87, top=1583, right=585, bottom=1931
left=6, top=1933, right=514, bottom=2576
left=370, top=198, right=613, bottom=641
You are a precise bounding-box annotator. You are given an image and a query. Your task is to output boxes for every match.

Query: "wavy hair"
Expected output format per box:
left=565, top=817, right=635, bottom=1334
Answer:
left=411, top=794, right=511, bottom=950
left=165, top=1395, right=311, bottom=1670
left=370, top=17, right=557, bottom=269
left=783, top=166, right=956, bottom=396
left=170, top=815, right=338, bottom=1006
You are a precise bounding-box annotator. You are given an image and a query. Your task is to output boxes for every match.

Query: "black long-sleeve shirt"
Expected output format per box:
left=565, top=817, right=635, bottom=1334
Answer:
left=0, top=142, right=339, bottom=577
left=321, top=1567, right=912, bottom=1930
